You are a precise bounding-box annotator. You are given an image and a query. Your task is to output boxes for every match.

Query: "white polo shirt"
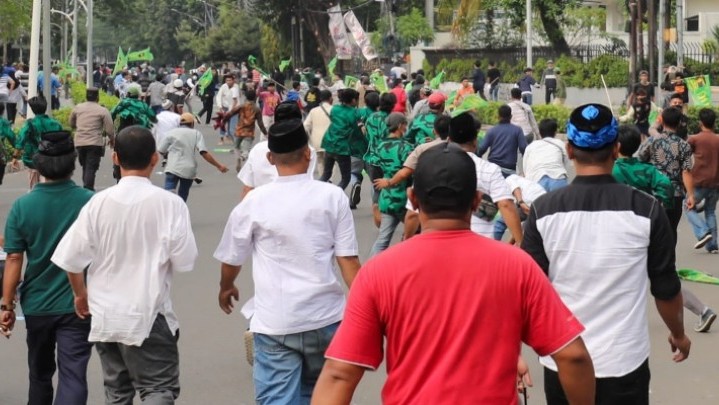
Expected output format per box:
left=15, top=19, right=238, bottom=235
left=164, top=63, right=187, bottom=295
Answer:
left=152, top=111, right=181, bottom=146
left=237, top=141, right=317, bottom=188
left=214, top=173, right=359, bottom=335
left=52, top=176, right=198, bottom=346
left=467, top=153, right=514, bottom=237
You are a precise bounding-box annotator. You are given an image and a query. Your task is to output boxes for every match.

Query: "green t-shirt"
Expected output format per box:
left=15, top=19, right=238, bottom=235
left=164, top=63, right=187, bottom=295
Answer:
left=358, top=106, right=374, bottom=123
left=322, top=104, right=364, bottom=157
left=363, top=111, right=389, bottom=166
left=377, top=137, right=414, bottom=214
left=3, top=180, right=94, bottom=315
left=613, top=157, right=674, bottom=208
left=0, top=118, right=15, bottom=161
left=15, top=115, right=64, bottom=168
left=404, top=112, right=438, bottom=146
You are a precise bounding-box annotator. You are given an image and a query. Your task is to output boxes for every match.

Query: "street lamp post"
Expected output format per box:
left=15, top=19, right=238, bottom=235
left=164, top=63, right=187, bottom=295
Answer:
left=526, top=0, right=532, bottom=68
left=86, top=0, right=93, bottom=88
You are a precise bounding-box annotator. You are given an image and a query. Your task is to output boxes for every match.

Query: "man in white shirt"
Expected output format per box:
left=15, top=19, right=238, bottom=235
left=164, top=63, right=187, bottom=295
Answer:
left=493, top=174, right=546, bottom=240
left=215, top=118, right=360, bottom=405
left=508, top=87, right=540, bottom=144
left=159, top=113, right=228, bottom=202
left=52, top=126, right=198, bottom=404
left=522, top=118, right=570, bottom=191
left=303, top=90, right=332, bottom=177
left=152, top=99, right=181, bottom=146
left=215, top=74, right=240, bottom=143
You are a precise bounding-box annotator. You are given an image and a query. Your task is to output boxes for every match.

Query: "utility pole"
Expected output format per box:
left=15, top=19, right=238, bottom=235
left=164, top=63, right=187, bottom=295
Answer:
left=648, top=0, right=656, bottom=84
left=526, top=0, right=533, bottom=68
left=28, top=0, right=42, bottom=118
left=42, top=0, right=52, bottom=112
left=72, top=0, right=78, bottom=67
left=86, top=0, right=93, bottom=87
left=628, top=1, right=637, bottom=90
left=637, top=0, right=644, bottom=72
left=425, top=0, right=434, bottom=32
left=676, top=0, right=684, bottom=67
left=658, top=0, right=665, bottom=101
left=61, top=0, right=68, bottom=61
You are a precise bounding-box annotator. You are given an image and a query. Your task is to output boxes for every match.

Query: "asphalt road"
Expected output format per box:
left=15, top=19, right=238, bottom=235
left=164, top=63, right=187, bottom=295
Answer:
left=0, top=118, right=718, bottom=404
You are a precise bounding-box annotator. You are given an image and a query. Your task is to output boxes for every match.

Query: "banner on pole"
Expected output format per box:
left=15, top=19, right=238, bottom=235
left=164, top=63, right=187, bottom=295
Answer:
left=343, top=10, right=378, bottom=61
left=686, top=75, right=713, bottom=107
left=328, top=4, right=353, bottom=60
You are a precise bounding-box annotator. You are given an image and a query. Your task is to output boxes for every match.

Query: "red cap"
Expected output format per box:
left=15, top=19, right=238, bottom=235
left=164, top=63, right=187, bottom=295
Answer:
left=428, top=92, right=447, bottom=107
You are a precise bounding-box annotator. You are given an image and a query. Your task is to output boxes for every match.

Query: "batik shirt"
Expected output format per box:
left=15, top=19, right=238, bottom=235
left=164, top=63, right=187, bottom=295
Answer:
left=638, top=130, right=693, bottom=197
left=363, top=111, right=389, bottom=166
left=110, top=98, right=157, bottom=130
left=377, top=137, right=413, bottom=215
left=15, top=115, right=64, bottom=168
left=404, top=112, right=438, bottom=146
left=612, top=157, right=674, bottom=207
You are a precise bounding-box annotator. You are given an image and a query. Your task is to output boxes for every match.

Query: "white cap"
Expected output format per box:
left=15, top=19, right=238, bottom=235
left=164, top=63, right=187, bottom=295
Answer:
left=173, top=79, right=184, bottom=88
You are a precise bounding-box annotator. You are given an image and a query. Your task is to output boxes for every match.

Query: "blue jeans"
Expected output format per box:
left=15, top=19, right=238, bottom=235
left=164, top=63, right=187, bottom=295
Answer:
left=685, top=187, right=719, bottom=251
left=522, top=93, right=533, bottom=105
left=348, top=157, right=365, bottom=189
left=164, top=172, right=193, bottom=202
left=494, top=215, right=508, bottom=240
left=490, top=85, right=499, bottom=101
left=538, top=175, right=569, bottom=192
left=370, top=211, right=404, bottom=257
left=253, top=322, right=340, bottom=405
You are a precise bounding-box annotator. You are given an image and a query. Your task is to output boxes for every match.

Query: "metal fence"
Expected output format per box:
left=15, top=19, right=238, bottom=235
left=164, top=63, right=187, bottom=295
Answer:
left=669, top=42, right=716, bottom=64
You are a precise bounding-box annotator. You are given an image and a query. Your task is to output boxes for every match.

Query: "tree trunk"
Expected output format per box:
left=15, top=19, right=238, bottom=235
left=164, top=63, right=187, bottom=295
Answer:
left=637, top=0, right=644, bottom=70
left=536, top=2, right=570, bottom=55
left=2, top=41, right=7, bottom=66
left=648, top=0, right=656, bottom=83
left=303, top=10, right=335, bottom=68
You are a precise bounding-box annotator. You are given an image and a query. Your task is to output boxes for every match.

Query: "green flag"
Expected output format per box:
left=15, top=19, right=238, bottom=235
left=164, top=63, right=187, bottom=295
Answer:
left=248, top=55, right=258, bottom=68
left=451, top=94, right=489, bottom=117
left=344, top=75, right=359, bottom=88
left=370, top=72, right=388, bottom=93
left=127, top=48, right=154, bottom=62
left=430, top=71, right=446, bottom=89
left=279, top=58, right=292, bottom=73
left=686, top=75, right=713, bottom=107
left=197, top=69, right=214, bottom=95
left=327, top=56, right=338, bottom=77
left=678, top=268, right=719, bottom=285
left=112, top=47, right=128, bottom=76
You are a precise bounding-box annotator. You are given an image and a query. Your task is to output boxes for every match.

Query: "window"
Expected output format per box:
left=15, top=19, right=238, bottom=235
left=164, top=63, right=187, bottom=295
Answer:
left=686, top=15, right=699, bottom=32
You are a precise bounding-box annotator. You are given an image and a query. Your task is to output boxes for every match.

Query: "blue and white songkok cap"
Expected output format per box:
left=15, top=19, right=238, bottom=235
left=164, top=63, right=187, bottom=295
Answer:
left=566, top=104, right=618, bottom=149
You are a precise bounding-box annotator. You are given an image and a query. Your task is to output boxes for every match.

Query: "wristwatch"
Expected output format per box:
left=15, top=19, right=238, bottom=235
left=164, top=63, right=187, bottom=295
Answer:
left=1, top=303, right=16, bottom=311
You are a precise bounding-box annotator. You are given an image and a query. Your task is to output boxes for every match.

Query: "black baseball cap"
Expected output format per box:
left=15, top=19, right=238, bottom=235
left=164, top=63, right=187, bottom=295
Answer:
left=414, top=143, right=477, bottom=208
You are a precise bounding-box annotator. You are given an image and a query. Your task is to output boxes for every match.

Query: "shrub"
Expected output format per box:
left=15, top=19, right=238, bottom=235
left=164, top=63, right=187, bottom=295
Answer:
left=51, top=107, right=74, bottom=131
left=533, top=104, right=573, bottom=131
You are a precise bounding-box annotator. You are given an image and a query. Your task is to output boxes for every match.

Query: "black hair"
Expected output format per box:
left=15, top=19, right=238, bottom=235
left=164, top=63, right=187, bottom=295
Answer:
left=223, top=74, right=235, bottom=81
left=417, top=69, right=425, bottom=76
left=86, top=89, right=99, bottom=102
left=379, top=92, right=396, bottom=114
left=634, top=88, right=647, bottom=97
left=498, top=105, right=512, bottom=122
left=662, top=106, right=683, bottom=128
left=539, top=119, right=558, bottom=138
left=434, top=115, right=451, bottom=140
left=670, top=92, right=683, bottom=101
left=339, top=88, right=359, bottom=104
left=245, top=89, right=257, bottom=102
left=33, top=151, right=77, bottom=180
left=461, top=76, right=470, bottom=82
left=0, top=102, right=4, bottom=116
left=292, top=81, right=300, bottom=90
left=311, top=77, right=320, bottom=87
left=571, top=141, right=616, bottom=164
left=617, top=124, right=642, bottom=156
left=364, top=91, right=380, bottom=110
left=319, top=90, right=332, bottom=102
left=114, top=126, right=156, bottom=170
left=510, top=88, right=522, bottom=99
left=267, top=82, right=276, bottom=87
left=394, top=78, right=403, bottom=87
left=28, top=96, right=47, bottom=115
left=699, top=108, right=716, bottom=129
left=156, top=74, right=165, bottom=82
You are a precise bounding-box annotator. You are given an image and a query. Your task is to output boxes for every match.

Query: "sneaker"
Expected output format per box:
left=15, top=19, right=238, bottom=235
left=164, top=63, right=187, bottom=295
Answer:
left=710, top=249, right=719, bottom=254
left=194, top=177, right=203, bottom=185
left=694, top=232, right=712, bottom=249
left=350, top=182, right=362, bottom=207
left=695, top=308, right=717, bottom=333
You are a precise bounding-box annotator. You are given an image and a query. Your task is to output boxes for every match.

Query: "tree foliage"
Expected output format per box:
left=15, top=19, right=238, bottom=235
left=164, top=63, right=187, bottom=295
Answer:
left=396, top=8, right=435, bottom=47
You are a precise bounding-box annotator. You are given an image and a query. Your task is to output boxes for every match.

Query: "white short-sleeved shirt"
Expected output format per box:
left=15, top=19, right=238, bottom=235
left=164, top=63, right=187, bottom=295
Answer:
left=214, top=173, right=359, bottom=335
left=467, top=153, right=513, bottom=237
left=237, top=141, right=317, bottom=188
left=51, top=177, right=198, bottom=346
left=158, top=127, right=207, bottom=180
left=152, top=111, right=181, bottom=146
left=522, top=137, right=569, bottom=183
left=505, top=174, right=546, bottom=204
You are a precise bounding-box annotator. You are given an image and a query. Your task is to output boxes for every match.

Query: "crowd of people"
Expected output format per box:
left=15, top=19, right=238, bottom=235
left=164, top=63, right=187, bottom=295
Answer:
left=0, top=57, right=718, bottom=405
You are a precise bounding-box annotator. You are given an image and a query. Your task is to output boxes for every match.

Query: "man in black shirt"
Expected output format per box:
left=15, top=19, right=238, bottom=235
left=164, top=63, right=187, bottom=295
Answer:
left=472, top=60, right=486, bottom=101
left=486, top=61, right=501, bottom=101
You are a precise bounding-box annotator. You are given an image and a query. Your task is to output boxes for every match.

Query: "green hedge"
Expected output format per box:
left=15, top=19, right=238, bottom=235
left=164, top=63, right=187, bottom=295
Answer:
left=686, top=106, right=719, bottom=134
left=70, top=81, right=120, bottom=110
left=472, top=102, right=573, bottom=130
left=423, top=55, right=629, bottom=89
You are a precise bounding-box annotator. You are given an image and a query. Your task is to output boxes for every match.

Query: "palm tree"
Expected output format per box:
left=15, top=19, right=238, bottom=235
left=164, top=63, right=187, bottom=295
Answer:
left=450, top=0, right=483, bottom=41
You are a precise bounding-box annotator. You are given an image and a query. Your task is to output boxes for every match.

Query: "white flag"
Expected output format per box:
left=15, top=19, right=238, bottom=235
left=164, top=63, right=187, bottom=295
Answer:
left=328, top=5, right=353, bottom=60
left=343, top=10, right=378, bottom=61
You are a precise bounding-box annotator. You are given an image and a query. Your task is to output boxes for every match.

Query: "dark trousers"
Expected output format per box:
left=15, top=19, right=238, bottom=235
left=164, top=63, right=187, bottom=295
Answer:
left=319, top=153, right=352, bottom=191
left=544, top=359, right=650, bottom=405
left=25, top=313, right=93, bottom=405
left=197, top=95, right=214, bottom=124
left=666, top=196, right=684, bottom=247
left=51, top=95, right=60, bottom=110
left=164, top=172, right=193, bottom=202
left=367, top=164, right=383, bottom=204
left=6, top=102, right=18, bottom=123
left=545, top=87, right=556, bottom=104
left=76, top=145, right=104, bottom=191
left=95, top=315, right=180, bottom=405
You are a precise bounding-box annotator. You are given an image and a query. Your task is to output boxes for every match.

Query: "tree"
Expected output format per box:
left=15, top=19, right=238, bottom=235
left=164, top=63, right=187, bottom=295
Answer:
left=396, top=8, right=434, bottom=48
left=0, top=0, right=32, bottom=64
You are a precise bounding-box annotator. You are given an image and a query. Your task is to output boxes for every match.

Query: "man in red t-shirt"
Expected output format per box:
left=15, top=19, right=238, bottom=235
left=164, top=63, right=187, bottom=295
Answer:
left=312, top=143, right=595, bottom=405
left=389, top=78, right=407, bottom=114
